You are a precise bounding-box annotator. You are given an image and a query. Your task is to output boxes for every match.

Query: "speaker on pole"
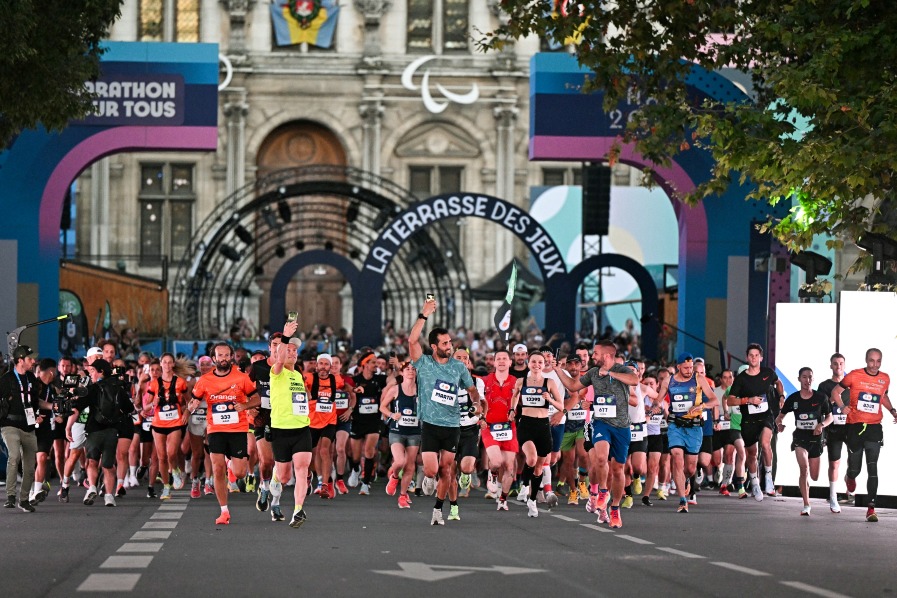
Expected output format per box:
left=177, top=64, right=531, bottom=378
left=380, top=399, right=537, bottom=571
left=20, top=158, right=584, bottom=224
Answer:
left=582, top=163, right=611, bottom=236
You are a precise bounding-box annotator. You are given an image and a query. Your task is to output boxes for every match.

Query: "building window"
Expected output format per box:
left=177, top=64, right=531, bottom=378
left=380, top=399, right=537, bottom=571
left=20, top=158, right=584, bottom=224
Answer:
left=407, top=0, right=469, bottom=53
left=409, top=165, right=464, bottom=246
left=139, top=162, right=195, bottom=266
left=139, top=0, right=200, bottom=42
left=542, top=167, right=582, bottom=187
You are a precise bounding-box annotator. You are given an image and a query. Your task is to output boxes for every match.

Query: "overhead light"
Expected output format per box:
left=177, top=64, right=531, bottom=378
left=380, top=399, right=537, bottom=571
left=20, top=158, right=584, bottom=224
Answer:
left=324, top=241, right=334, bottom=251
left=234, top=224, right=253, bottom=245
left=789, top=250, right=832, bottom=299
left=278, top=186, right=287, bottom=197
left=314, top=266, right=327, bottom=276
left=295, top=240, right=305, bottom=251
left=278, top=200, right=292, bottom=223
left=261, top=207, right=278, bottom=229
left=372, top=208, right=391, bottom=230
left=219, top=244, right=241, bottom=262
left=346, top=202, right=360, bottom=223
left=275, top=245, right=286, bottom=258
left=254, top=265, right=265, bottom=275
left=349, top=249, right=361, bottom=259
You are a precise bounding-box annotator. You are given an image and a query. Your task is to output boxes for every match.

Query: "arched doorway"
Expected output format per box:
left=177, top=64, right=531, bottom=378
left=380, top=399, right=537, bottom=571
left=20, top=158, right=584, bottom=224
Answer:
left=255, top=121, right=349, bottom=333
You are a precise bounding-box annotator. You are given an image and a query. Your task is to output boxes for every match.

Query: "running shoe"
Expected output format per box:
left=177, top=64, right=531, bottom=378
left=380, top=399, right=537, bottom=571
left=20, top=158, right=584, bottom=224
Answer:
left=866, top=506, right=878, bottom=523
left=431, top=508, right=445, bottom=525
left=527, top=499, right=539, bottom=518
left=751, top=483, right=764, bottom=502
left=585, top=494, right=598, bottom=513
left=191, top=479, right=201, bottom=499
left=596, top=508, right=609, bottom=524
left=737, top=486, right=748, bottom=499
left=336, top=479, right=349, bottom=495
left=608, top=508, right=623, bottom=529
left=719, top=485, right=730, bottom=496
left=19, top=500, right=35, bottom=513
left=459, top=473, right=471, bottom=490
left=33, top=485, right=48, bottom=503
left=172, top=470, right=185, bottom=491
left=325, top=483, right=335, bottom=499
left=641, top=495, right=653, bottom=507
left=215, top=510, right=231, bottom=525
left=104, top=494, right=116, bottom=507
left=146, top=486, right=156, bottom=499
left=459, top=487, right=470, bottom=499
left=497, top=499, right=509, bottom=511
left=271, top=506, right=285, bottom=522
left=348, top=469, right=360, bottom=488
left=632, top=478, right=643, bottom=496
left=136, top=465, right=148, bottom=480
left=517, top=484, right=530, bottom=503
left=289, top=508, right=308, bottom=529
left=677, top=502, right=689, bottom=513
left=227, top=481, right=240, bottom=493
left=568, top=487, right=579, bottom=505
left=386, top=476, right=399, bottom=496
left=829, top=498, right=841, bottom=513
left=160, top=486, right=171, bottom=500
left=655, top=489, right=667, bottom=501
left=256, top=488, right=270, bottom=512
left=59, top=486, right=70, bottom=503
left=4, top=496, right=16, bottom=509
left=764, top=474, right=775, bottom=497
left=485, top=489, right=497, bottom=500
left=536, top=490, right=546, bottom=504
left=556, top=482, right=568, bottom=497
left=115, top=483, right=126, bottom=498
left=398, top=494, right=411, bottom=509
left=313, top=484, right=323, bottom=496
left=128, top=474, right=140, bottom=488
left=422, top=476, right=436, bottom=496
left=578, top=481, right=589, bottom=498
left=801, top=505, right=811, bottom=516
left=203, top=482, right=214, bottom=496
left=621, top=495, right=633, bottom=509
left=845, top=475, right=857, bottom=494
left=84, top=487, right=97, bottom=506
left=486, top=472, right=499, bottom=496
left=245, top=475, right=256, bottom=493
left=448, top=505, right=461, bottom=521
left=596, top=491, right=610, bottom=511
left=359, top=483, right=370, bottom=496
left=545, top=491, right=558, bottom=508
left=688, top=494, right=698, bottom=506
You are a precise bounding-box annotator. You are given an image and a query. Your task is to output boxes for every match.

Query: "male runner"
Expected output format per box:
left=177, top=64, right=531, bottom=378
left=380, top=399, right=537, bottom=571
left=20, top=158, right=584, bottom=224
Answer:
left=480, top=350, right=519, bottom=511
left=816, top=353, right=848, bottom=512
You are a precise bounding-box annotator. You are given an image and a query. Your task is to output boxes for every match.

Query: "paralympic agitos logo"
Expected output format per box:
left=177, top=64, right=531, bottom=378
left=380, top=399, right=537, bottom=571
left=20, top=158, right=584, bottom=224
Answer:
left=401, top=56, right=480, bottom=114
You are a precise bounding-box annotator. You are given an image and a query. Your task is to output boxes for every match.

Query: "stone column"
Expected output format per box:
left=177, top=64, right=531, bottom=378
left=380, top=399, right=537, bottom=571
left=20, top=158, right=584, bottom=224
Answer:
left=493, top=104, right=518, bottom=202
left=89, top=158, right=110, bottom=257
left=223, top=90, right=249, bottom=197
left=359, top=100, right=384, bottom=175
left=163, top=0, right=176, bottom=41
left=354, top=0, right=391, bottom=58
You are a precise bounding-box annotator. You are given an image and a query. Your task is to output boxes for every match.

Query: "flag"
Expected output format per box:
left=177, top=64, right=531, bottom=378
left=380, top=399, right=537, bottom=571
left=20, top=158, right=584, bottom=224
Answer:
left=546, top=1, right=590, bottom=50
left=493, top=260, right=518, bottom=341
left=270, top=0, right=340, bottom=48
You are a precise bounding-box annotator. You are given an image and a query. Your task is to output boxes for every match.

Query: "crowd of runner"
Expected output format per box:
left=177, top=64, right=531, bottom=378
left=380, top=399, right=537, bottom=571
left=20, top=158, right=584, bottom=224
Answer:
left=1, top=299, right=893, bottom=530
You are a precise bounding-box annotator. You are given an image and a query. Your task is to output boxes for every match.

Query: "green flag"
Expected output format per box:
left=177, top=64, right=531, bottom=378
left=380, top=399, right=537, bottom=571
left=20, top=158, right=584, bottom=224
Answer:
left=493, top=260, right=518, bottom=340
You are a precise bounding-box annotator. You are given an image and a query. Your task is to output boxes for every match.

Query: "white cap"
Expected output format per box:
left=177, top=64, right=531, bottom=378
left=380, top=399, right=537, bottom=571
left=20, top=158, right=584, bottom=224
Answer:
left=316, top=353, right=332, bottom=363
left=86, top=347, right=103, bottom=358
left=288, top=338, right=302, bottom=348
left=512, top=343, right=528, bottom=353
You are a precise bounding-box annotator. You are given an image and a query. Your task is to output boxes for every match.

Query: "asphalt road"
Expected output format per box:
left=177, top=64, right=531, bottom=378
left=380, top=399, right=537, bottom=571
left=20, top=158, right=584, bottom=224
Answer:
left=2, top=480, right=894, bottom=598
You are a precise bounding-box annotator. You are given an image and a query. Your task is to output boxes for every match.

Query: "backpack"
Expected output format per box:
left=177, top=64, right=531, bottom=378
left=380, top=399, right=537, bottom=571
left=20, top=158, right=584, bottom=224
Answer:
left=95, top=378, right=128, bottom=425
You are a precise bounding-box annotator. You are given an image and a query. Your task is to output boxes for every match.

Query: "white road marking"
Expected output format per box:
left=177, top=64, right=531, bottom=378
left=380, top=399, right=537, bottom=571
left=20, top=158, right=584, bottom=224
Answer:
left=142, top=521, right=178, bottom=529
left=158, top=505, right=187, bottom=511
left=131, top=531, right=171, bottom=540
left=150, top=512, right=183, bottom=520
left=580, top=523, right=613, bottom=533
left=77, top=573, right=141, bottom=592
left=100, top=556, right=153, bottom=569
left=780, top=581, right=854, bottom=598
left=551, top=514, right=579, bottom=522
left=615, top=535, right=654, bottom=545
left=117, top=542, right=163, bottom=553
left=711, top=561, right=770, bottom=576
left=655, top=547, right=705, bottom=559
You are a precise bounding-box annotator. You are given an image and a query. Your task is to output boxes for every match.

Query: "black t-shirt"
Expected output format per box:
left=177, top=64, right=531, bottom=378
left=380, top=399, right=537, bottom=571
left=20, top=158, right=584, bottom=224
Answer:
left=0, top=370, right=40, bottom=431
left=781, top=391, right=831, bottom=440
left=248, top=359, right=272, bottom=413
left=74, top=378, right=133, bottom=433
left=730, top=367, right=779, bottom=421
left=510, top=366, right=529, bottom=380
left=351, top=373, right=387, bottom=420
left=36, top=381, right=56, bottom=432
left=816, top=379, right=848, bottom=426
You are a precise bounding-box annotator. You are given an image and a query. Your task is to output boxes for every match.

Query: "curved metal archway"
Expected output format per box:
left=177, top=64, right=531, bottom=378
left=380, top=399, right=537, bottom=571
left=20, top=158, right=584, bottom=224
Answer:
left=170, top=166, right=472, bottom=338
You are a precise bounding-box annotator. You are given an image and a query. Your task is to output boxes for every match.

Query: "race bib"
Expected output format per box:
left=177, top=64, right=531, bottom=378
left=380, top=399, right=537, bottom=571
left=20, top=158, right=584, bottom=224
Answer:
left=142, top=420, right=152, bottom=431
left=260, top=388, right=271, bottom=410
left=568, top=409, right=587, bottom=421
left=292, top=392, right=309, bottom=416
left=671, top=394, right=694, bottom=415
left=24, top=407, right=36, bottom=426
left=649, top=413, right=664, bottom=426
left=521, top=386, right=545, bottom=408
left=795, top=415, right=817, bottom=430
left=857, top=393, right=881, bottom=414
left=358, top=397, right=378, bottom=414
left=431, top=380, right=457, bottom=406
left=659, top=418, right=669, bottom=430
left=211, top=401, right=239, bottom=426
left=315, top=399, right=333, bottom=413
left=832, top=404, right=847, bottom=425
left=334, top=390, right=349, bottom=410
left=489, top=422, right=513, bottom=442
left=158, top=405, right=179, bottom=422
left=717, top=419, right=731, bottom=430
left=191, top=407, right=207, bottom=426
left=630, top=423, right=646, bottom=441
left=748, top=398, right=769, bottom=415
left=592, top=396, right=616, bottom=419
left=399, top=414, right=419, bottom=428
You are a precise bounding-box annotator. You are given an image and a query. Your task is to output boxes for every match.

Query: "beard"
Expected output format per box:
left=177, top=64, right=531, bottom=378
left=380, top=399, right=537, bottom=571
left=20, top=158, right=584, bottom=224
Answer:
left=215, top=358, right=232, bottom=372
left=436, top=347, right=453, bottom=359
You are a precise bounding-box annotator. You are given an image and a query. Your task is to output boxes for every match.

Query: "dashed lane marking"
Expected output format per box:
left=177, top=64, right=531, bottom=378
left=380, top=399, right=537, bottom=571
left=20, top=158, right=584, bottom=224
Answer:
left=100, top=556, right=154, bottom=569
left=580, top=523, right=613, bottom=533
left=77, top=574, right=141, bottom=592
left=711, top=561, right=770, bottom=576
left=117, top=542, right=163, bottom=553
left=780, top=581, right=853, bottom=598
left=615, top=534, right=654, bottom=545
left=655, top=547, right=705, bottom=559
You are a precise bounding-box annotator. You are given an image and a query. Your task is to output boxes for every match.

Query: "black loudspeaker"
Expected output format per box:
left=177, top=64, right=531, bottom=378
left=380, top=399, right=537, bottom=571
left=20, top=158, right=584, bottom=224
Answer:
left=582, top=163, right=611, bottom=236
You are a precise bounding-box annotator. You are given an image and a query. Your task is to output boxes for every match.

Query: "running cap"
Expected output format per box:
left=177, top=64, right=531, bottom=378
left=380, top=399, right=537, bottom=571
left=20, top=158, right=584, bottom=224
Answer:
left=676, top=352, right=694, bottom=364
left=512, top=343, right=528, bottom=353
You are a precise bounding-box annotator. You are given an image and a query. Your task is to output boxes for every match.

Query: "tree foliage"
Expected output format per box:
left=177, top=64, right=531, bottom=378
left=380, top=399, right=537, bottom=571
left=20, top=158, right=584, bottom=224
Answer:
left=481, top=0, right=897, bottom=254
left=0, top=0, right=122, bottom=149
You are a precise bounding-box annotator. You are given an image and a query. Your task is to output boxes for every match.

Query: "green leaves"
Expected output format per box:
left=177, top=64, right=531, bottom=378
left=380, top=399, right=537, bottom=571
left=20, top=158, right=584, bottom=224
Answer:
left=482, top=0, right=897, bottom=260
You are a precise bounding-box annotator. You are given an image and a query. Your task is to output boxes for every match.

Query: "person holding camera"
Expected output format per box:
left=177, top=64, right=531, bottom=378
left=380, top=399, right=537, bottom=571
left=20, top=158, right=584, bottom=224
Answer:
left=1, top=346, right=43, bottom=512
left=71, top=358, right=133, bottom=507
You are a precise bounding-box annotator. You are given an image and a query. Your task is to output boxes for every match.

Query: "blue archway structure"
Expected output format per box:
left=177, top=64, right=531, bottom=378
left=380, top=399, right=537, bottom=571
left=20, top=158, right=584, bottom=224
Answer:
left=269, top=250, right=360, bottom=329
left=0, top=42, right=219, bottom=353
left=530, top=53, right=790, bottom=358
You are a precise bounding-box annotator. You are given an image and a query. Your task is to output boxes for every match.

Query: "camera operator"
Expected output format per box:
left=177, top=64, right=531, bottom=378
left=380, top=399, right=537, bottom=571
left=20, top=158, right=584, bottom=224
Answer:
left=31, top=358, right=59, bottom=506
left=70, top=358, right=133, bottom=507
left=1, top=346, right=44, bottom=512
